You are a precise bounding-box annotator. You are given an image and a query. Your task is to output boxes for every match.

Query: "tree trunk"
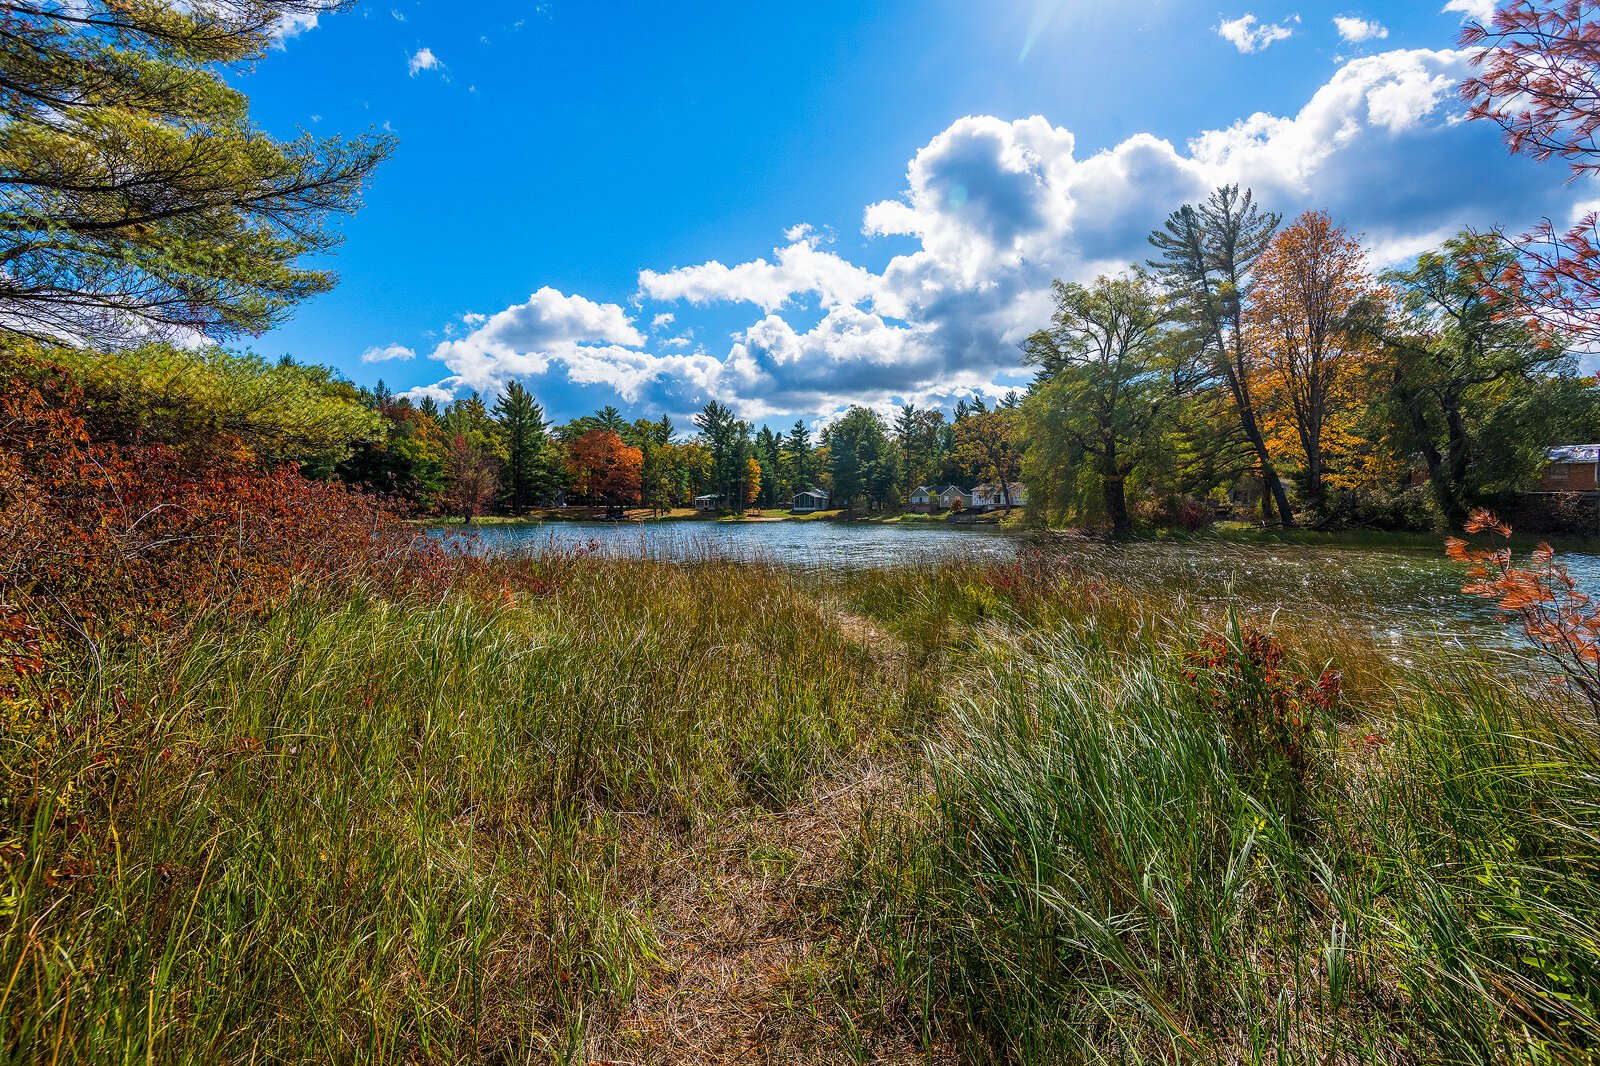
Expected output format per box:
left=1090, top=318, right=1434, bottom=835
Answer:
left=1104, top=474, right=1131, bottom=537
left=1441, top=399, right=1474, bottom=529
left=1223, top=345, right=1296, bottom=528
left=1240, top=407, right=1295, bottom=527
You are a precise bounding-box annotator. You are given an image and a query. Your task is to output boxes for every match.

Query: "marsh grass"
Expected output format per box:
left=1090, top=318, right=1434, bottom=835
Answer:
left=845, top=568, right=1600, bottom=1064
left=4, top=543, right=1600, bottom=1063
left=1, top=555, right=912, bottom=1063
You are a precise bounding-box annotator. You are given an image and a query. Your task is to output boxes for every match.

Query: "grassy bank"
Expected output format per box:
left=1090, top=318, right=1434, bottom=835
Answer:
left=5, top=544, right=1599, bottom=1063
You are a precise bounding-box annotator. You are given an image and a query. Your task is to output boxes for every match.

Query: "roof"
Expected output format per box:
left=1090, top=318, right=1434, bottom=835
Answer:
left=1548, top=445, right=1600, bottom=463
left=910, top=485, right=935, bottom=495
left=795, top=487, right=829, bottom=498
left=693, top=493, right=724, bottom=500
left=937, top=485, right=969, bottom=495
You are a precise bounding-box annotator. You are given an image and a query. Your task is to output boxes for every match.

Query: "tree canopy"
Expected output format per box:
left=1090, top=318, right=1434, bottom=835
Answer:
left=0, top=0, right=391, bottom=347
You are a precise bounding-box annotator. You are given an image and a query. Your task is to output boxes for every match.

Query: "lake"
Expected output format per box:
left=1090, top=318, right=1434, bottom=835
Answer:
left=452, top=519, right=1600, bottom=644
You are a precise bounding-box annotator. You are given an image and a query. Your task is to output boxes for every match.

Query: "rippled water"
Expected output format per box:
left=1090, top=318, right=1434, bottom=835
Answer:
left=459, top=519, right=1021, bottom=568
left=453, top=519, right=1600, bottom=645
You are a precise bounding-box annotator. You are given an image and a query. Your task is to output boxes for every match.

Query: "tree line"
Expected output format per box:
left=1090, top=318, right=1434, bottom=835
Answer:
left=1021, top=192, right=1600, bottom=534
left=338, top=381, right=1029, bottom=521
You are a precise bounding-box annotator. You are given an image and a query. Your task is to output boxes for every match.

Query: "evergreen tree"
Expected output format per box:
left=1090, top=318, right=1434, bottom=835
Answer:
left=0, top=0, right=391, bottom=346
left=1149, top=185, right=1294, bottom=526
left=784, top=420, right=813, bottom=489
left=827, top=407, right=894, bottom=512
left=493, top=382, right=544, bottom=513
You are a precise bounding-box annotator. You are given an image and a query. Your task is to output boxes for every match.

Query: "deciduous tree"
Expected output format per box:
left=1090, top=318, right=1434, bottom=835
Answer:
left=1375, top=232, right=1577, bottom=527
left=953, top=407, right=1023, bottom=511
left=1461, top=1, right=1600, bottom=342
left=566, top=429, right=643, bottom=506
left=1023, top=271, right=1171, bottom=535
left=1248, top=211, right=1379, bottom=516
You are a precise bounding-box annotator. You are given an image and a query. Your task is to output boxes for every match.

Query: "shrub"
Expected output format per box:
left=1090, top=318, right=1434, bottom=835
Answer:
left=1, top=347, right=434, bottom=646
left=1130, top=495, right=1217, bottom=531
left=1180, top=615, right=1339, bottom=829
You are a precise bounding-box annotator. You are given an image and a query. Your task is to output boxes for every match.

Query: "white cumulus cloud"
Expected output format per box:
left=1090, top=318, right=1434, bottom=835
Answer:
left=639, top=232, right=881, bottom=313
left=1443, top=0, right=1495, bottom=22
left=361, top=343, right=416, bottom=363
left=1216, top=13, right=1299, bottom=54
left=408, top=47, right=441, bottom=76
left=1334, top=16, right=1389, bottom=43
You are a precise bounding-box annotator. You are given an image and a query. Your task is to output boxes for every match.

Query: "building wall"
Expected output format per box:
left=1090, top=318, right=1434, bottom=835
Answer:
left=1538, top=462, right=1600, bottom=493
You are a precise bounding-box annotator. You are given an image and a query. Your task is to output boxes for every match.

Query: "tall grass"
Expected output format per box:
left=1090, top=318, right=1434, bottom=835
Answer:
left=7, top=542, right=1600, bottom=1063
left=1, top=555, right=907, bottom=1063
left=851, top=600, right=1600, bottom=1064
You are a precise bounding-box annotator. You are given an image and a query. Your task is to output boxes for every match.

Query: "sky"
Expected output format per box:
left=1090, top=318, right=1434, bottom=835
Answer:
left=239, top=0, right=1588, bottom=427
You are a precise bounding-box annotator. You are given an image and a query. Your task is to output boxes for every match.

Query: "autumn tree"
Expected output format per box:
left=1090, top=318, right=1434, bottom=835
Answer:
left=1023, top=272, right=1172, bottom=535
left=953, top=407, right=1023, bottom=510
left=441, top=394, right=501, bottom=522
left=1150, top=186, right=1295, bottom=526
left=444, top=432, right=497, bottom=523
left=743, top=455, right=762, bottom=509
left=566, top=429, right=643, bottom=505
left=0, top=1, right=391, bottom=347
left=1374, top=232, right=1578, bottom=527
left=1249, top=212, right=1380, bottom=516
left=1461, top=1, right=1600, bottom=341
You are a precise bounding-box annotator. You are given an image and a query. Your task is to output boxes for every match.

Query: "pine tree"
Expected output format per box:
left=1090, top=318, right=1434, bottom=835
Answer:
left=0, top=1, right=391, bottom=346
left=493, top=382, right=550, bottom=514
left=1149, top=185, right=1293, bottom=527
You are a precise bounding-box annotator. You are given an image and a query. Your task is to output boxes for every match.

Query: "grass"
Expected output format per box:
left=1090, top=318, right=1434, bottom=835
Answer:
left=5, top=541, right=1600, bottom=1063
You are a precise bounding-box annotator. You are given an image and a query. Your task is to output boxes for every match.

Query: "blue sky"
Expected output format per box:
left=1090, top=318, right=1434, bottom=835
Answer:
left=241, top=0, right=1581, bottom=426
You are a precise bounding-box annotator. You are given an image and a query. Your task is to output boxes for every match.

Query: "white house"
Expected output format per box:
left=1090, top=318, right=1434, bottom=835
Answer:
left=793, top=488, right=831, bottom=513
left=970, top=482, right=1026, bottom=511
left=692, top=493, right=724, bottom=512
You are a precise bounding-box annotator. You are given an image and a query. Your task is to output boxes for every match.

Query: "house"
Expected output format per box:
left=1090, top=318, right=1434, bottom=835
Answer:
left=908, top=485, right=938, bottom=513
left=692, top=493, right=725, bottom=512
left=970, top=482, right=1027, bottom=512
left=937, top=485, right=972, bottom=511
left=1537, top=445, right=1600, bottom=493
left=793, top=488, right=831, bottom=513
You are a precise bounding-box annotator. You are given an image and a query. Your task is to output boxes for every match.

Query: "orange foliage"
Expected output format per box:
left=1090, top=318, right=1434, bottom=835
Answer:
left=1247, top=211, right=1383, bottom=509
left=1, top=352, right=432, bottom=646
left=1461, top=2, right=1600, bottom=343
left=743, top=455, right=761, bottom=509
left=1450, top=508, right=1600, bottom=712
left=565, top=429, right=643, bottom=505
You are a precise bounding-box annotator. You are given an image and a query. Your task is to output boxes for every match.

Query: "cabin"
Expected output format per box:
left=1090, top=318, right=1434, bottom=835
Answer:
left=1537, top=445, right=1600, bottom=493
left=692, top=493, right=725, bottom=512
left=909, top=485, right=938, bottom=513
left=970, top=482, right=1027, bottom=512
left=937, top=485, right=972, bottom=511
left=793, top=488, right=831, bottom=513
